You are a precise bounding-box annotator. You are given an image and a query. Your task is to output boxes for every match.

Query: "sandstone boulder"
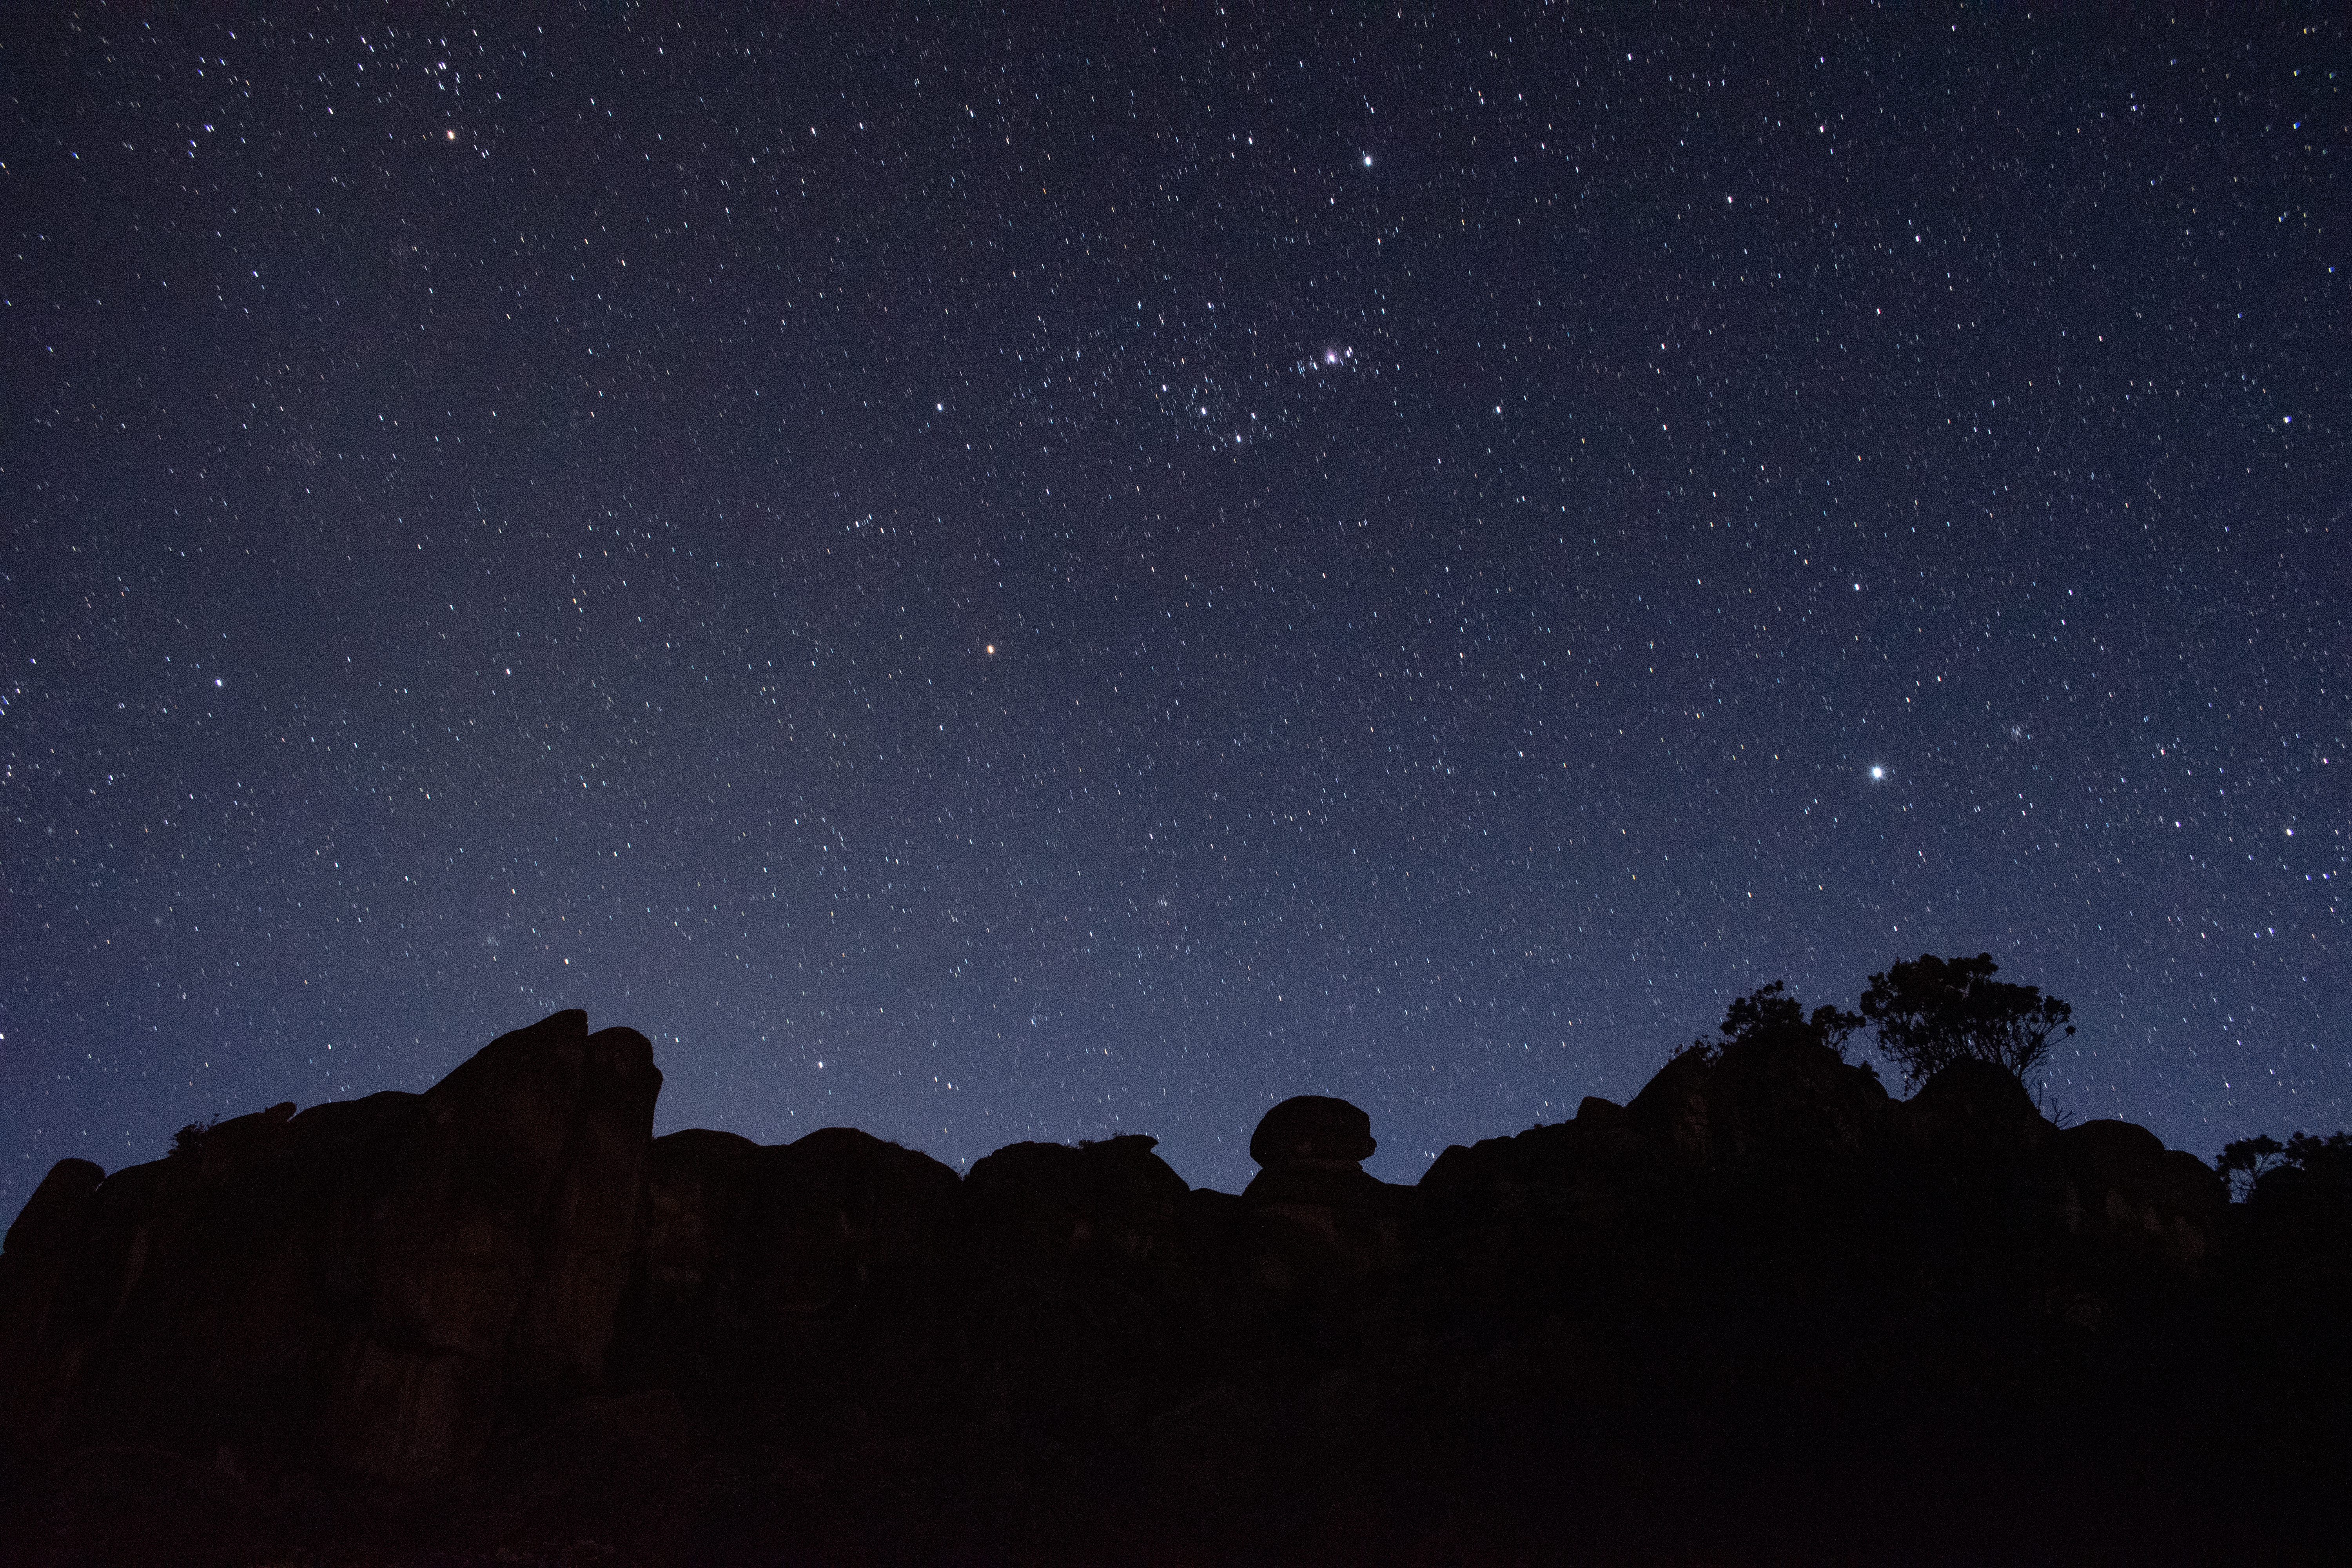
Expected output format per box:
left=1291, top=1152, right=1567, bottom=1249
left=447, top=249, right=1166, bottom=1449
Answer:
left=608, top=1127, right=764, bottom=1394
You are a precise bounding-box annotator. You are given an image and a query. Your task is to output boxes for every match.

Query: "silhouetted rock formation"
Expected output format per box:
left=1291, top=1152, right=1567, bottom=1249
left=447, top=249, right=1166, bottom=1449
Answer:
left=1249, top=1093, right=1377, bottom=1165
left=2061, top=1117, right=2224, bottom=1263
left=0, top=1010, right=657, bottom=1490
left=2, top=1011, right=2343, bottom=1567
left=1244, top=1094, right=1401, bottom=1288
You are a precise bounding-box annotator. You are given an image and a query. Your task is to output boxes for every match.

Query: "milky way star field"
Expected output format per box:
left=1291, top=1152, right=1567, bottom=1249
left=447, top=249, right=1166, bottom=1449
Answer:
left=2, top=7, right=2343, bottom=1209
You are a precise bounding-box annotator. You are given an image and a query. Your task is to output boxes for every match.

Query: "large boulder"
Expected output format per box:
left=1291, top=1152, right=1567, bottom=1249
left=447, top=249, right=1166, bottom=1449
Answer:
left=1626, top=1036, right=1893, bottom=1169
left=1249, top=1096, right=1377, bottom=1166
left=609, top=1122, right=960, bottom=1401
left=2060, top=1120, right=2225, bottom=1264
left=1419, top=1095, right=1648, bottom=1229
left=1243, top=1096, right=1400, bottom=1288
left=0, top=1089, right=430, bottom=1472
left=1901, top=1057, right=2052, bottom=1154
left=758, top=1125, right=962, bottom=1310
left=964, top=1134, right=1194, bottom=1265
left=1626, top=1048, right=1719, bottom=1159
left=952, top=1136, right=1211, bottom=1453
left=607, top=1127, right=763, bottom=1396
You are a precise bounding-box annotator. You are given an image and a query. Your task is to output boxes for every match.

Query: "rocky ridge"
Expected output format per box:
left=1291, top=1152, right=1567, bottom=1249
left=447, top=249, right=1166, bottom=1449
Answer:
left=1, top=1011, right=2339, bottom=1566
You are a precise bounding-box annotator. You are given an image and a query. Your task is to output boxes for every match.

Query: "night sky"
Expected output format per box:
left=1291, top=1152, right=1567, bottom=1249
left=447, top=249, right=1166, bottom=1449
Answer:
left=4, top=5, right=2343, bottom=1211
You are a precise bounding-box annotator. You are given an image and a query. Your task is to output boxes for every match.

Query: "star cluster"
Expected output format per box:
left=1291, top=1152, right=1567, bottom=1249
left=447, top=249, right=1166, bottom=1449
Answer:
left=2, top=7, right=2342, bottom=1206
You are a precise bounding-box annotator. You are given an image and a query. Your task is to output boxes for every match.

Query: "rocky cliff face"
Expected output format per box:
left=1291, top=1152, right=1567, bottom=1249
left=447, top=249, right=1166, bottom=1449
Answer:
left=0, top=1010, right=659, bottom=1486
left=0, top=1013, right=2334, bottom=1568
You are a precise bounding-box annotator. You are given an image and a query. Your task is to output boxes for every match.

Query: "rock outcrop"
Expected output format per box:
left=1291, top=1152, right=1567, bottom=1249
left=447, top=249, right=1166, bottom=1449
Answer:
left=329, top=1010, right=661, bottom=1479
left=1243, top=1094, right=1403, bottom=1287
left=965, top=1132, right=1195, bottom=1267
left=1249, top=1094, right=1378, bottom=1166
left=2, top=1013, right=2338, bottom=1568
left=612, top=1120, right=960, bottom=1399
left=0, top=1156, right=107, bottom=1447
left=0, top=1009, right=659, bottom=1485
left=2061, top=1118, right=2226, bottom=1264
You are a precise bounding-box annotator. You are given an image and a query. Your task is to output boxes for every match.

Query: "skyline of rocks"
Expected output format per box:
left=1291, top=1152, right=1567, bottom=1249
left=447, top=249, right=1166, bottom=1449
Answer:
left=2, top=1008, right=2340, bottom=1564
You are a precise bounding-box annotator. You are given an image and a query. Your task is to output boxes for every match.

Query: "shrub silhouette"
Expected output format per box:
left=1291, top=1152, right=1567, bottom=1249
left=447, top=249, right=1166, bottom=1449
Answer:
left=1694, top=980, right=1865, bottom=1065
left=2217, top=1134, right=2289, bottom=1203
left=1858, top=952, right=2073, bottom=1089
left=2220, top=1130, right=2352, bottom=1212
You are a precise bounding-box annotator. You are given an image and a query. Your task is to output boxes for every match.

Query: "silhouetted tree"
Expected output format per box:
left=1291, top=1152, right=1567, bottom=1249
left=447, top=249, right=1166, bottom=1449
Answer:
left=2217, top=1134, right=2289, bottom=1203
left=2221, top=1131, right=2352, bottom=1209
left=1857, top=953, right=2073, bottom=1089
left=1694, top=980, right=1866, bottom=1064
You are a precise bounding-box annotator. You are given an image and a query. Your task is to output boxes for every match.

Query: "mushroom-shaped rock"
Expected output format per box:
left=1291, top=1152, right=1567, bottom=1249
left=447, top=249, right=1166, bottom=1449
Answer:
left=1249, top=1095, right=1376, bottom=1167
left=1242, top=1096, right=1398, bottom=1287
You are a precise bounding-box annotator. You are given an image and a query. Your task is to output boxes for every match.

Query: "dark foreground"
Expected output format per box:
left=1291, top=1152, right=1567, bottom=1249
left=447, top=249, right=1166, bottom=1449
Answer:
left=3, top=1011, right=2345, bottom=1566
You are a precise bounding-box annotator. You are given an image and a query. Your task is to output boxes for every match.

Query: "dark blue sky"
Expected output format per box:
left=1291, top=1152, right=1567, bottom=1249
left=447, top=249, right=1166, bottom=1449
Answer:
left=4, top=5, right=2342, bottom=1208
